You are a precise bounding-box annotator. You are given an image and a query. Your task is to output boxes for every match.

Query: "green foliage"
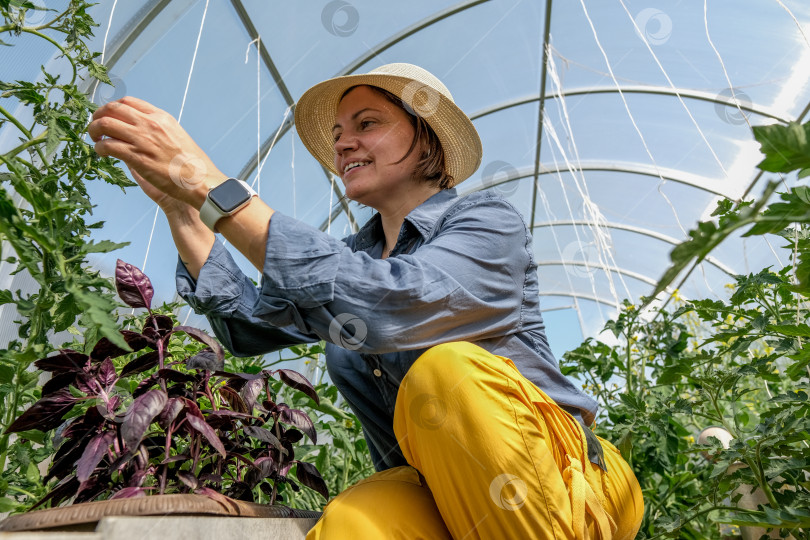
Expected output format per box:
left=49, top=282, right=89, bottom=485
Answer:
left=0, top=0, right=132, bottom=508
left=569, top=117, right=810, bottom=538
left=268, top=352, right=376, bottom=511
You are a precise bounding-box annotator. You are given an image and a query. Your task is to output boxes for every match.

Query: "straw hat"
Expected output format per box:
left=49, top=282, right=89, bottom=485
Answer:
left=294, top=63, right=483, bottom=186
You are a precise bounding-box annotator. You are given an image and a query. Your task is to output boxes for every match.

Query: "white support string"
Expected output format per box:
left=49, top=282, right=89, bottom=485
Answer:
left=245, top=37, right=261, bottom=194
left=773, top=0, right=810, bottom=50
left=534, top=171, right=589, bottom=330
left=543, top=118, right=613, bottom=318
left=327, top=174, right=335, bottom=235
left=142, top=0, right=210, bottom=275
left=251, top=105, right=293, bottom=190
left=546, top=48, right=630, bottom=307
left=89, top=0, right=118, bottom=103
left=616, top=0, right=729, bottom=179
left=578, top=0, right=689, bottom=239
left=292, top=124, right=297, bottom=218
left=244, top=36, right=262, bottom=284
left=703, top=0, right=753, bottom=132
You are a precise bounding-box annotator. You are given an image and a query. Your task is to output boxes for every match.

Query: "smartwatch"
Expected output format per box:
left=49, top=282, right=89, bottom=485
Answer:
left=199, top=178, right=257, bottom=232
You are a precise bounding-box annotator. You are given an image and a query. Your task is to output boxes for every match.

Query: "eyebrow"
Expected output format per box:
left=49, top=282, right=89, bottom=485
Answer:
left=332, top=107, right=381, bottom=132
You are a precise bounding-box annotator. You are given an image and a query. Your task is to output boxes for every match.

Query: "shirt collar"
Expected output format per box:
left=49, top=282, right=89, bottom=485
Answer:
left=352, top=188, right=459, bottom=251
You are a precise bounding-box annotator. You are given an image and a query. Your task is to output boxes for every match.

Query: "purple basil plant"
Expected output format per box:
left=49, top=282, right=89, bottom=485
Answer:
left=5, top=260, right=328, bottom=509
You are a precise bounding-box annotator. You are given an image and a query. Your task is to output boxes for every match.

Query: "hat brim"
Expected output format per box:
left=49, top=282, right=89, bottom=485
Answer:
left=294, top=72, right=482, bottom=186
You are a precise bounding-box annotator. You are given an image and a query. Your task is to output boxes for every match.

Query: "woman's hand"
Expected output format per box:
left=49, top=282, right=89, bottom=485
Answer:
left=88, top=96, right=227, bottom=209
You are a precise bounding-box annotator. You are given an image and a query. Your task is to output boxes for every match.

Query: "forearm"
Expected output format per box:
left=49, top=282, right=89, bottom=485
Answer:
left=164, top=206, right=216, bottom=280
left=166, top=185, right=275, bottom=279
left=213, top=197, right=275, bottom=272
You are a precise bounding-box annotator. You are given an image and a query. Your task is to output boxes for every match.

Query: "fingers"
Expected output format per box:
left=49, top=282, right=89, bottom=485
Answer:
left=87, top=114, right=136, bottom=144
left=92, top=96, right=160, bottom=120
left=93, top=136, right=132, bottom=160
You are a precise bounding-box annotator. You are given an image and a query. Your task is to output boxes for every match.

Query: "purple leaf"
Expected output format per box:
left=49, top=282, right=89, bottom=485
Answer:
left=295, top=461, right=329, bottom=500
left=245, top=459, right=274, bottom=487
left=276, top=404, right=317, bottom=444
left=133, top=373, right=159, bottom=398
left=200, top=473, right=223, bottom=486
left=275, top=369, right=320, bottom=405
left=41, top=372, right=77, bottom=396
left=172, top=327, right=224, bottom=368
left=90, top=330, right=149, bottom=361
left=30, top=476, right=79, bottom=511
left=110, top=487, right=149, bottom=500
left=243, top=426, right=285, bottom=454
left=186, top=415, right=226, bottom=458
left=157, top=369, right=195, bottom=384
left=177, top=471, right=198, bottom=490
left=161, top=454, right=190, bottom=465
left=219, top=385, right=248, bottom=414
left=34, top=350, right=89, bottom=373
left=194, top=487, right=240, bottom=512
left=186, top=349, right=220, bottom=371
left=284, top=428, right=304, bottom=444
left=121, top=389, right=167, bottom=451
left=143, top=314, right=174, bottom=335
left=76, top=431, right=116, bottom=482
left=121, top=350, right=160, bottom=377
left=205, top=409, right=252, bottom=430
left=115, top=259, right=154, bottom=310
left=158, top=397, right=184, bottom=429
left=97, top=357, right=117, bottom=388
left=240, top=378, right=264, bottom=414
left=6, top=389, right=76, bottom=433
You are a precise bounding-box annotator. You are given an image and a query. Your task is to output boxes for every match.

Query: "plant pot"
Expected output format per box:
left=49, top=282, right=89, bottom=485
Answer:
left=0, top=494, right=321, bottom=540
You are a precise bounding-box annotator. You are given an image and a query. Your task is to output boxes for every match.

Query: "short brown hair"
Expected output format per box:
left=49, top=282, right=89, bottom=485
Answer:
left=340, top=85, right=454, bottom=189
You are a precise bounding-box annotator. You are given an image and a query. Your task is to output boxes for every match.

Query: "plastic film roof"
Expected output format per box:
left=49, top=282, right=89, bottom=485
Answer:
left=3, top=0, right=810, bottom=357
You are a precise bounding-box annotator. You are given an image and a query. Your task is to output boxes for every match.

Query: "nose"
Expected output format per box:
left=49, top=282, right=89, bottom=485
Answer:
left=333, top=131, right=358, bottom=156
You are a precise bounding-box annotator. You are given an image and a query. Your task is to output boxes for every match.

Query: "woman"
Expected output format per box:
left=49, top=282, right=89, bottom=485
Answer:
left=89, top=63, right=643, bottom=539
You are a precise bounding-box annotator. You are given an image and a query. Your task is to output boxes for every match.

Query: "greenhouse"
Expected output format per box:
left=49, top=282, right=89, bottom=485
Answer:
left=1, top=0, right=809, bottom=538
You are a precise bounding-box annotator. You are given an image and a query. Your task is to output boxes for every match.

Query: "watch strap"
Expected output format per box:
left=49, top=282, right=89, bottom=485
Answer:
left=199, top=179, right=257, bottom=232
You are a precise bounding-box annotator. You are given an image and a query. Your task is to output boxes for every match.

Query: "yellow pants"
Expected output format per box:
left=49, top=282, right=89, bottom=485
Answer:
left=307, top=342, right=644, bottom=539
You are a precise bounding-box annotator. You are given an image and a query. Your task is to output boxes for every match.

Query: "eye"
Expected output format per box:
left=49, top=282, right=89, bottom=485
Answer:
left=359, top=119, right=375, bottom=129
left=332, top=132, right=341, bottom=142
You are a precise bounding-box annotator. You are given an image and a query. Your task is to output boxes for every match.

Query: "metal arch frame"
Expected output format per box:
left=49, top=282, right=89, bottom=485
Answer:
left=535, top=260, right=661, bottom=289
left=530, top=0, right=555, bottom=253
left=229, top=0, right=358, bottom=231
left=470, top=87, right=790, bottom=124
left=77, top=0, right=363, bottom=232
left=463, top=161, right=735, bottom=198
left=231, top=0, right=490, bottom=232
left=531, top=219, right=737, bottom=277
left=537, top=291, right=621, bottom=309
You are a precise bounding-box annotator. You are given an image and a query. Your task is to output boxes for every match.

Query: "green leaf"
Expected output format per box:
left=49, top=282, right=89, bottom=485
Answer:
left=0, top=498, right=17, bottom=512
left=44, top=114, right=67, bottom=157
left=14, top=429, right=46, bottom=444
left=768, top=323, right=810, bottom=337
left=0, top=289, right=13, bottom=305
left=87, top=61, right=111, bottom=85
left=753, top=121, right=810, bottom=173
left=80, top=239, right=128, bottom=255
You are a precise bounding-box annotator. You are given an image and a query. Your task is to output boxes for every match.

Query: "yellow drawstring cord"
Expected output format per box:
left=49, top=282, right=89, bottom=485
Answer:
left=562, top=455, right=616, bottom=539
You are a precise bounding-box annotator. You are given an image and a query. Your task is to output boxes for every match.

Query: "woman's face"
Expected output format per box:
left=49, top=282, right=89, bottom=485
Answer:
left=332, top=85, right=421, bottom=208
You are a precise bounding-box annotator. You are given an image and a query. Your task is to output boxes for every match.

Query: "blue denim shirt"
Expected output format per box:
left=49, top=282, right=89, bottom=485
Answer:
left=176, top=188, right=600, bottom=471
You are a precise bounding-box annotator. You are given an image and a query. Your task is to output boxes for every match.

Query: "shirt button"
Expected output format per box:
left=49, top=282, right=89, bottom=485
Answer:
left=373, top=368, right=382, bottom=377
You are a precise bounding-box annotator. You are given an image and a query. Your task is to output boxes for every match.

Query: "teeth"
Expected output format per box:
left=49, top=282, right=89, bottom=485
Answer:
left=344, top=161, right=370, bottom=173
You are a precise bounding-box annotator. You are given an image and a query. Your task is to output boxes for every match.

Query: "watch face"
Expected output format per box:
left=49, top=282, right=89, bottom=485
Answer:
left=210, top=179, right=251, bottom=213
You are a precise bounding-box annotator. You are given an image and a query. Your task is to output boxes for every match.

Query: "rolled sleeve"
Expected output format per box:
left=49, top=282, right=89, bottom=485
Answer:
left=176, top=241, right=251, bottom=315
left=176, top=240, right=317, bottom=356
left=255, top=196, right=531, bottom=354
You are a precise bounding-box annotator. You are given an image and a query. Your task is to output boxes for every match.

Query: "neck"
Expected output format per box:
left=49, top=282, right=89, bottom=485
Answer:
left=378, top=183, right=441, bottom=257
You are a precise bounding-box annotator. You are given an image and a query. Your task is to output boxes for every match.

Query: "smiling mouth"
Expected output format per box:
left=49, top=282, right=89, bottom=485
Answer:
left=343, top=161, right=371, bottom=174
